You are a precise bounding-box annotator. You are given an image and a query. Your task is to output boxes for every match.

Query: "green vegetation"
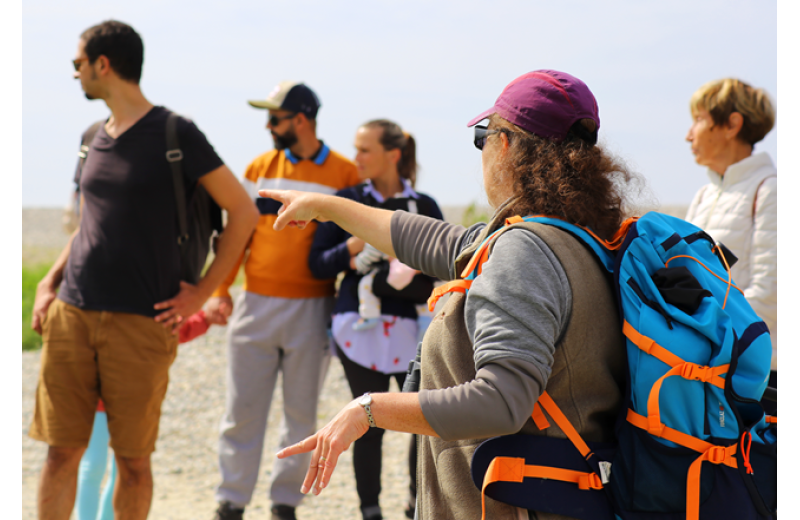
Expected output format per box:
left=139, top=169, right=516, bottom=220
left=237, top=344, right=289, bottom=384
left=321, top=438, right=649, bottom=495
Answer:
left=21, top=253, right=245, bottom=352
left=22, top=264, right=51, bottom=351
left=461, top=202, right=491, bottom=227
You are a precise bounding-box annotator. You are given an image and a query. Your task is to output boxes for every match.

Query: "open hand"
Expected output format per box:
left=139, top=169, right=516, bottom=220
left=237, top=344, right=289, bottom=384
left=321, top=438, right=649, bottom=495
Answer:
left=276, top=399, right=369, bottom=495
left=258, top=189, right=329, bottom=231
left=154, top=281, right=208, bottom=334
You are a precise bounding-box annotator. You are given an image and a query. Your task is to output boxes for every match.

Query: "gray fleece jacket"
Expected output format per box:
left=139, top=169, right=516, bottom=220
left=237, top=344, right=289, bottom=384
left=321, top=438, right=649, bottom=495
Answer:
left=390, top=210, right=571, bottom=440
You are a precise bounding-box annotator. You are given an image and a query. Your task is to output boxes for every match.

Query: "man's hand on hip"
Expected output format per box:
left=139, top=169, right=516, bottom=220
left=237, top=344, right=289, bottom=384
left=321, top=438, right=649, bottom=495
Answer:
left=154, top=281, right=208, bottom=334
left=31, top=281, right=58, bottom=335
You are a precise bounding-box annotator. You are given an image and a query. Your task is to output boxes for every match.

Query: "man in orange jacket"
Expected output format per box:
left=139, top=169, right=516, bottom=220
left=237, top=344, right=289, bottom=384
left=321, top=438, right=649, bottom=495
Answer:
left=207, top=82, right=360, bottom=520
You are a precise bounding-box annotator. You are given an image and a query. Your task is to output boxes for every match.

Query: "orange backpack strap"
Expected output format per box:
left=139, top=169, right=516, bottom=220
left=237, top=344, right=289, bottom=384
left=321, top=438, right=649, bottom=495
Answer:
left=428, top=219, right=515, bottom=311
left=626, top=409, right=714, bottom=453
left=622, top=321, right=684, bottom=366
left=480, top=456, right=603, bottom=520
left=686, top=444, right=738, bottom=520
left=765, top=416, right=777, bottom=424
left=459, top=234, right=494, bottom=278
left=479, top=393, right=605, bottom=520
left=531, top=401, right=550, bottom=430
left=645, top=362, right=728, bottom=435
left=627, top=410, right=738, bottom=520
left=525, top=214, right=638, bottom=251
left=427, top=279, right=472, bottom=311
left=537, top=392, right=594, bottom=459
left=627, top=408, right=739, bottom=520
left=622, top=321, right=728, bottom=436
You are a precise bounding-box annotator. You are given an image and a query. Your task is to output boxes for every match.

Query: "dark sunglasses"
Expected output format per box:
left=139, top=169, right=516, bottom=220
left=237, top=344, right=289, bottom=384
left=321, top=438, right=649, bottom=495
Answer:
left=473, top=125, right=510, bottom=150
left=72, top=58, right=89, bottom=72
left=268, top=113, right=296, bottom=126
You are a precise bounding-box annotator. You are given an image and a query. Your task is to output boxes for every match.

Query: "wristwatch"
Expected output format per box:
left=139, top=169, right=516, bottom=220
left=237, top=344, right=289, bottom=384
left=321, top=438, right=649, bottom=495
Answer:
left=359, top=393, right=377, bottom=428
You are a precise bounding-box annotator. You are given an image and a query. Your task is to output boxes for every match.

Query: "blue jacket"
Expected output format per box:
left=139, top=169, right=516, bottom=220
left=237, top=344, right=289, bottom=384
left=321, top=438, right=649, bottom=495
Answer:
left=308, top=182, right=444, bottom=319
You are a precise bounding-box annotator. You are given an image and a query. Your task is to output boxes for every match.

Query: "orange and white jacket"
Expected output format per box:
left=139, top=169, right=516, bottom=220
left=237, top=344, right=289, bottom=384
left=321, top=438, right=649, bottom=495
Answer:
left=686, top=152, right=777, bottom=370
left=213, top=143, right=360, bottom=300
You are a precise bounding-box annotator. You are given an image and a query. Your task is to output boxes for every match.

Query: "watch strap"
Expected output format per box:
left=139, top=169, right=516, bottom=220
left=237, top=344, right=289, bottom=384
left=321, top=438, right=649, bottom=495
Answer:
left=360, top=392, right=377, bottom=428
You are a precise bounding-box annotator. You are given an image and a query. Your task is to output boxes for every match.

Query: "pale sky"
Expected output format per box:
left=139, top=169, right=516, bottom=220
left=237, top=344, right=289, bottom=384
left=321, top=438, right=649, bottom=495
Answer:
left=20, top=0, right=778, bottom=210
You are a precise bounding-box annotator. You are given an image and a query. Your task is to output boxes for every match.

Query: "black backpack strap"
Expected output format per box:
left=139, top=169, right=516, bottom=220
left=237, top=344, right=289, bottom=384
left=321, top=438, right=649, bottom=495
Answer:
left=75, top=120, right=104, bottom=187
left=165, top=112, right=189, bottom=248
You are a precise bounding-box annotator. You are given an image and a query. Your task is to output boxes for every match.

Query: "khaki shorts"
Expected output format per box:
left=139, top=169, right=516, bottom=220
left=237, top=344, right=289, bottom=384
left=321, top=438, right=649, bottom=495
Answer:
left=29, top=298, right=178, bottom=458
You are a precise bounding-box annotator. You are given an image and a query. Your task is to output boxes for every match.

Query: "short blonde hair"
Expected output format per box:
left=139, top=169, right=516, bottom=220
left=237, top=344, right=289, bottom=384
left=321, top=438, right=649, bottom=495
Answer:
left=689, top=78, right=775, bottom=145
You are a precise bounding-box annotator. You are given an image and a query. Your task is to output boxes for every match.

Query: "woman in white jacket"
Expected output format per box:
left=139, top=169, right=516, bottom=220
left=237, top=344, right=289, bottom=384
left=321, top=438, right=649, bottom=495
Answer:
left=685, top=78, right=776, bottom=414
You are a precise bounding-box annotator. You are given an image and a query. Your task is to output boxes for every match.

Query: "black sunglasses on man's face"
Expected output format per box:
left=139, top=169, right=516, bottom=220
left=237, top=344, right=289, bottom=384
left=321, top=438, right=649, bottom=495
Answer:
left=473, top=125, right=508, bottom=150
left=268, top=113, right=296, bottom=127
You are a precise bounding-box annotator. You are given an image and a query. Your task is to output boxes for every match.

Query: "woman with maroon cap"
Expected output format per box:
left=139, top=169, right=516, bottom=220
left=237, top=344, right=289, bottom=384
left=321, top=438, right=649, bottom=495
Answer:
left=261, top=70, right=640, bottom=520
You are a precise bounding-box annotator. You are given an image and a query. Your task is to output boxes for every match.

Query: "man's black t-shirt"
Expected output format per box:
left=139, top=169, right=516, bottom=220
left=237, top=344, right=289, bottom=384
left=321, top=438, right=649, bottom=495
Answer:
left=59, top=106, right=224, bottom=317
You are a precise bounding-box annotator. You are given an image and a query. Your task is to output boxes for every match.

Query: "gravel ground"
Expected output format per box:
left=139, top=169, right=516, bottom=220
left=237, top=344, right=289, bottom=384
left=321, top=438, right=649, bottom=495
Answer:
left=22, top=315, right=416, bottom=520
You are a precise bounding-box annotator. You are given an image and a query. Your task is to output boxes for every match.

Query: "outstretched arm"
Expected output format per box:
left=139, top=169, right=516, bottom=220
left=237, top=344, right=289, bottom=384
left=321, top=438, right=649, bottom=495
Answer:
left=276, top=391, right=436, bottom=496
left=260, top=189, right=396, bottom=259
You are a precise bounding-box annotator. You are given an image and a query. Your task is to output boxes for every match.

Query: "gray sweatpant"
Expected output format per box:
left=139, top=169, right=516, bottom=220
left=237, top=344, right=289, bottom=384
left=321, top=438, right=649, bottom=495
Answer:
left=215, top=291, right=334, bottom=508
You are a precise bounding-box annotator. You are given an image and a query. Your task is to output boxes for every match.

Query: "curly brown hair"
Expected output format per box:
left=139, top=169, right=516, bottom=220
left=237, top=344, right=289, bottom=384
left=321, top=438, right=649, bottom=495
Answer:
left=488, top=114, right=641, bottom=241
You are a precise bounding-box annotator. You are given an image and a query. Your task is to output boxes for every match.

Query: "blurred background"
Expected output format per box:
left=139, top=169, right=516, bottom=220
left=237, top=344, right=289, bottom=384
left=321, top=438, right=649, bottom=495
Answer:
left=21, top=0, right=778, bottom=211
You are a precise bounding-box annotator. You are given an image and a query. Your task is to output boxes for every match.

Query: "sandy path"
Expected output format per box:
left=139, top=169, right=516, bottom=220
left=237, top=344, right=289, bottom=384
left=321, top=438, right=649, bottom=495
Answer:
left=21, top=314, right=415, bottom=520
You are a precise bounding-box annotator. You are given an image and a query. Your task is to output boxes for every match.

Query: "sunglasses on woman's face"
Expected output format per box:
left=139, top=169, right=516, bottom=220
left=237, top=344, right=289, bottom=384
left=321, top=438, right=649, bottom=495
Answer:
left=473, top=125, right=505, bottom=150
left=268, top=113, right=296, bottom=127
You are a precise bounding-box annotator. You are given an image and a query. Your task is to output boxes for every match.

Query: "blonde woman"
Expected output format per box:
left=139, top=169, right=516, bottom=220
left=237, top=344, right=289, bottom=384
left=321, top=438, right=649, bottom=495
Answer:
left=685, top=78, right=777, bottom=414
left=308, top=119, right=443, bottom=520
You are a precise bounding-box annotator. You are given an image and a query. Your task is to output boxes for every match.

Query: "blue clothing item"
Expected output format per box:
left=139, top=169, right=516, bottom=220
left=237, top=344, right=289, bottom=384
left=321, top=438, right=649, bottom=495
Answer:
left=74, top=411, right=116, bottom=520
left=308, top=182, right=444, bottom=319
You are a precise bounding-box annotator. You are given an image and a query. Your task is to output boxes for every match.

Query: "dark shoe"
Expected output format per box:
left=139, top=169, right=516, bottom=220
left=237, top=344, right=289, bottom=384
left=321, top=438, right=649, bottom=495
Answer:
left=271, top=504, right=297, bottom=520
left=404, top=497, right=415, bottom=519
left=213, top=501, right=244, bottom=520
left=361, top=504, right=383, bottom=520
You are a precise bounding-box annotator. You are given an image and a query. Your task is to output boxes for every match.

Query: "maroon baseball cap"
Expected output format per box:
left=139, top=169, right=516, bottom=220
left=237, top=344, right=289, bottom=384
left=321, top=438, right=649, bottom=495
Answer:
left=467, top=70, right=600, bottom=141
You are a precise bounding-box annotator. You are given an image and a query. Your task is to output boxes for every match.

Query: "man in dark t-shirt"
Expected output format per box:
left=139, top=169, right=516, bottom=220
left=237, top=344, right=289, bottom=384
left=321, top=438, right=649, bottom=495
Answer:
left=60, top=105, right=226, bottom=315
left=29, top=21, right=258, bottom=520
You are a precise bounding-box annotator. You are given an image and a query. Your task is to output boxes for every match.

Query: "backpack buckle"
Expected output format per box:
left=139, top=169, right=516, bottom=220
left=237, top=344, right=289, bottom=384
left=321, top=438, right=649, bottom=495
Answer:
left=166, top=149, right=184, bottom=162
left=647, top=422, right=666, bottom=437
left=681, top=363, right=711, bottom=382
left=578, top=473, right=604, bottom=490
left=706, top=446, right=728, bottom=465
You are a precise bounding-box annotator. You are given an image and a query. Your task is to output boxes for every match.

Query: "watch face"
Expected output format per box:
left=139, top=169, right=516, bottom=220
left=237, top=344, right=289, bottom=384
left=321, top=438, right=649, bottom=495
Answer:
left=359, top=394, right=372, bottom=405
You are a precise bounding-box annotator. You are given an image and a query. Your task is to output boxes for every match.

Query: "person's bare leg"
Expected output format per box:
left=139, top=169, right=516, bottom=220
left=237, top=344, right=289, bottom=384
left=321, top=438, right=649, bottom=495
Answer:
left=38, top=445, right=86, bottom=520
left=114, top=455, right=153, bottom=520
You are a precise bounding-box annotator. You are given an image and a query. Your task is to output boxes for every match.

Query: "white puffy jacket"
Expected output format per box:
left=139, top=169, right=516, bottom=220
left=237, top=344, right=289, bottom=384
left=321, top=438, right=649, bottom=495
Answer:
left=686, top=152, right=777, bottom=370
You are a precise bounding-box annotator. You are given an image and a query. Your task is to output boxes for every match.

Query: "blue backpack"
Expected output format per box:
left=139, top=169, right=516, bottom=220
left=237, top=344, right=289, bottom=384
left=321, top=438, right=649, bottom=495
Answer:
left=433, top=212, right=777, bottom=520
